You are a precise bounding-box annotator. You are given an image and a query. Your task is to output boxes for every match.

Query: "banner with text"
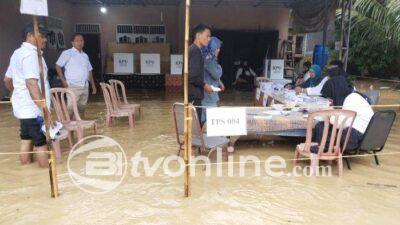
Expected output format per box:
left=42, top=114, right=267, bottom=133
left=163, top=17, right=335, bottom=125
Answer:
left=206, top=107, right=247, bottom=137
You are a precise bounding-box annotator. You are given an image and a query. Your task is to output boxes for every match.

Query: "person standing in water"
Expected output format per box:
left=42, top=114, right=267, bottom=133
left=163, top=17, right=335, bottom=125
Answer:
left=201, top=37, right=224, bottom=124
left=6, top=23, right=53, bottom=168
left=189, top=24, right=213, bottom=123
left=56, top=33, right=97, bottom=118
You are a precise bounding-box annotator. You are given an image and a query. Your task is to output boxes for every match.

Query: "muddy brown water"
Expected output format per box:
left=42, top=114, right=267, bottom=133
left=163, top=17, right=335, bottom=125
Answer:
left=0, top=80, right=399, bottom=225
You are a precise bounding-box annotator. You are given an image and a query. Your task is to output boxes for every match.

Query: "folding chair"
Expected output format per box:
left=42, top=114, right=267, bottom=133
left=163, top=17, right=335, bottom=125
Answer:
left=344, top=110, right=396, bottom=169
left=172, top=103, right=230, bottom=157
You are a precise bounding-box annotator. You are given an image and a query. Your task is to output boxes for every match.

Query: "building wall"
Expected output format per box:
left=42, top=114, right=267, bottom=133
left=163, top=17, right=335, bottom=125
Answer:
left=0, top=0, right=73, bottom=98
left=70, top=5, right=180, bottom=74
left=0, top=2, right=290, bottom=97
left=177, top=4, right=290, bottom=53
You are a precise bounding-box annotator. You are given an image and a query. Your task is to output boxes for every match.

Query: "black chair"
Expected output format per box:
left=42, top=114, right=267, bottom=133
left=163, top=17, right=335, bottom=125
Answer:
left=344, top=110, right=396, bottom=169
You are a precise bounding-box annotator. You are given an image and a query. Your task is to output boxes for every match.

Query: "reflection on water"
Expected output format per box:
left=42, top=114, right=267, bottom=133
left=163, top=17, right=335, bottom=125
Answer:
left=0, top=80, right=399, bottom=224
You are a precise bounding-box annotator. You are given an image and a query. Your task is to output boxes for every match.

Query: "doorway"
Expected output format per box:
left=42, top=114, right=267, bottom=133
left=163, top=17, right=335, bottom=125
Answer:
left=81, top=33, right=102, bottom=82
left=212, top=30, right=279, bottom=88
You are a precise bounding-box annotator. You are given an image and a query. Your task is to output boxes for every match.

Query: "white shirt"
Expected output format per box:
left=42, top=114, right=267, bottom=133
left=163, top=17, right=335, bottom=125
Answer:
left=56, top=47, right=93, bottom=87
left=8, top=42, right=51, bottom=119
left=306, top=76, right=329, bottom=96
left=340, top=93, right=374, bottom=134
left=303, top=71, right=310, bottom=81
left=236, top=67, right=256, bottom=79
left=5, top=65, right=12, bottom=78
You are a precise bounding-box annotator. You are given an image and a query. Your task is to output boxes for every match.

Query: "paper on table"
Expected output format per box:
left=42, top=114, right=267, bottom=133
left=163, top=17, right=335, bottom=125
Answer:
left=211, top=85, right=221, bottom=92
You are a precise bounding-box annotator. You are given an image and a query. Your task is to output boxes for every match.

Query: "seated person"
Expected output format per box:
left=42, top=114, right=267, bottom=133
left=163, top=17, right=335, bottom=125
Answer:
left=311, top=76, right=374, bottom=153
left=232, top=61, right=257, bottom=86
left=295, top=65, right=340, bottom=95
left=296, top=64, right=323, bottom=89
left=284, top=61, right=312, bottom=89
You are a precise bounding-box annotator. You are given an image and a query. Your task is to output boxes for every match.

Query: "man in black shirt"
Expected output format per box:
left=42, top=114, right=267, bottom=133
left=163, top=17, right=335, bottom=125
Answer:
left=189, top=24, right=213, bottom=125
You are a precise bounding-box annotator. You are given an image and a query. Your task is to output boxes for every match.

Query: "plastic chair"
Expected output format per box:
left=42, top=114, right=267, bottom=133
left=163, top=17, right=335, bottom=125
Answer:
left=344, top=110, right=396, bottom=169
left=172, top=102, right=230, bottom=157
left=100, top=82, right=135, bottom=127
left=294, top=110, right=357, bottom=176
left=109, top=79, right=142, bottom=118
left=50, top=88, right=97, bottom=142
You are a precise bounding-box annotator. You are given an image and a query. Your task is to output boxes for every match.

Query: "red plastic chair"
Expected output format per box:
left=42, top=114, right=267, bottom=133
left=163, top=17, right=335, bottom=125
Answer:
left=50, top=88, right=97, bottom=142
left=109, top=79, right=142, bottom=118
left=100, top=83, right=135, bottom=127
left=294, top=109, right=356, bottom=176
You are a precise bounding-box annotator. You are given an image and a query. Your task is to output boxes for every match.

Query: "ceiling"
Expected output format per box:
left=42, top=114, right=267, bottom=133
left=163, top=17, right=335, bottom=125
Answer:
left=64, top=0, right=295, bottom=7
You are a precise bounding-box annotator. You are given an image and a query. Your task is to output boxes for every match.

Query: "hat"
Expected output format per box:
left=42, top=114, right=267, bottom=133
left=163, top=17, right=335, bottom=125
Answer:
left=21, top=22, right=49, bottom=39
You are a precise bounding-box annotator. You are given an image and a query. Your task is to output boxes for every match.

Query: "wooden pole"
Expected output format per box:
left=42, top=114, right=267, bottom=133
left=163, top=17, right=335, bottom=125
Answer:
left=183, top=0, right=192, bottom=197
left=32, top=16, right=59, bottom=198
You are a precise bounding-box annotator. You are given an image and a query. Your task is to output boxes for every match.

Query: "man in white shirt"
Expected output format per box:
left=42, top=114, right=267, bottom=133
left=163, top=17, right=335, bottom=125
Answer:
left=56, top=34, right=97, bottom=118
left=5, top=23, right=53, bottom=168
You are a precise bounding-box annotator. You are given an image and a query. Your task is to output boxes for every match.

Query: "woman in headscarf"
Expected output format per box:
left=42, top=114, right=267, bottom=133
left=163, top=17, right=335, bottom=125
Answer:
left=295, top=65, right=344, bottom=95
left=297, top=64, right=323, bottom=89
left=201, top=37, right=224, bottom=124
left=311, top=76, right=374, bottom=153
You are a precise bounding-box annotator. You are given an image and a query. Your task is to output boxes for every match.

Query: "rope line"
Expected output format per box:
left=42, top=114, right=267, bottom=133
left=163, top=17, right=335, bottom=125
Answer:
left=188, top=151, right=400, bottom=167
left=0, top=151, right=52, bottom=155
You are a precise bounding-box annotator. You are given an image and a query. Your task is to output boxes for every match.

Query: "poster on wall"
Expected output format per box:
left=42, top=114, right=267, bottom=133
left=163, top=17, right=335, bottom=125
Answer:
left=45, top=17, right=63, bottom=50
left=56, top=28, right=66, bottom=49
left=269, top=59, right=284, bottom=80
left=20, top=0, right=48, bottom=16
left=170, top=54, right=183, bottom=75
left=114, top=53, right=134, bottom=74
left=140, top=53, right=160, bottom=74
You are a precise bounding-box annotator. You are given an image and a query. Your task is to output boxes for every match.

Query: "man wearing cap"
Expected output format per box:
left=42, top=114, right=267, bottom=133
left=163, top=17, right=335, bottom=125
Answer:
left=55, top=34, right=96, bottom=118
left=5, top=23, right=53, bottom=168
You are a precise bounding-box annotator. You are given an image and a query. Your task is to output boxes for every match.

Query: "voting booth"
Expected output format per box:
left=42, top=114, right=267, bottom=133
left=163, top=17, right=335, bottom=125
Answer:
left=113, top=53, right=134, bottom=74
left=269, top=59, right=284, bottom=80
left=140, top=53, right=161, bottom=74
left=170, top=54, right=183, bottom=75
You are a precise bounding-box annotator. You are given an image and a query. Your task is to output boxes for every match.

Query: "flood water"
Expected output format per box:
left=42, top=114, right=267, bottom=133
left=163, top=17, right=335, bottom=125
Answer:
left=0, top=79, right=399, bottom=225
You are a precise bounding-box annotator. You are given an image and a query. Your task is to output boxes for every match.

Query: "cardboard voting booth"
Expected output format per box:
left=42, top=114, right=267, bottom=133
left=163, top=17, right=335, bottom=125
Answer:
left=140, top=53, right=161, bottom=74
left=269, top=59, right=284, bottom=80
left=170, top=55, right=183, bottom=75
left=114, top=53, right=134, bottom=74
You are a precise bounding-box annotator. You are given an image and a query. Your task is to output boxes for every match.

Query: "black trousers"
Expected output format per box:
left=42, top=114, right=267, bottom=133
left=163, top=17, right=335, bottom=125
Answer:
left=189, top=96, right=203, bottom=126
left=312, top=121, right=364, bottom=153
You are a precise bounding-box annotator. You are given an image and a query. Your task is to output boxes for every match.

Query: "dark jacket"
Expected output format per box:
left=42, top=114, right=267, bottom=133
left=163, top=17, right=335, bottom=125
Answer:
left=189, top=44, right=205, bottom=99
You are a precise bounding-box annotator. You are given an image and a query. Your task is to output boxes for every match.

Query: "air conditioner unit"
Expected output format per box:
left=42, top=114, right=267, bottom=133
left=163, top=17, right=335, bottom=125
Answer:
left=149, top=25, right=166, bottom=43
left=116, top=24, right=134, bottom=44
left=133, top=25, right=149, bottom=44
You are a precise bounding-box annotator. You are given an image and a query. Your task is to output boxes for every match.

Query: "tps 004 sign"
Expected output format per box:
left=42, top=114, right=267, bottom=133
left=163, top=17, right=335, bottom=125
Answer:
left=206, top=107, right=247, bottom=137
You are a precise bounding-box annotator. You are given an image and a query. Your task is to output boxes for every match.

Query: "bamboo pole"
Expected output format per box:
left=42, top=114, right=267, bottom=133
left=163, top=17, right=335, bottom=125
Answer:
left=183, top=0, right=192, bottom=197
left=32, top=16, right=59, bottom=198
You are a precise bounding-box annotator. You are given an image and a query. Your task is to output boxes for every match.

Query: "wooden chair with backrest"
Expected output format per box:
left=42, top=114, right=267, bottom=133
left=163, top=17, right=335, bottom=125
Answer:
left=100, top=82, right=135, bottom=127
left=344, top=110, right=396, bottom=169
left=172, top=102, right=230, bottom=158
left=50, top=88, right=97, bottom=142
left=294, top=109, right=357, bottom=176
left=109, top=79, right=142, bottom=118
